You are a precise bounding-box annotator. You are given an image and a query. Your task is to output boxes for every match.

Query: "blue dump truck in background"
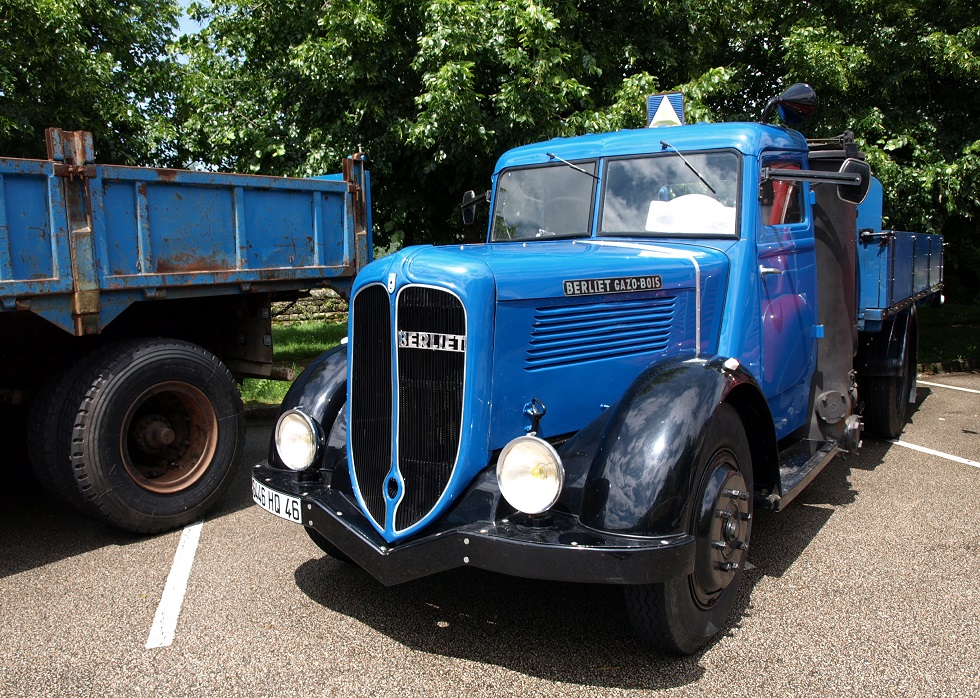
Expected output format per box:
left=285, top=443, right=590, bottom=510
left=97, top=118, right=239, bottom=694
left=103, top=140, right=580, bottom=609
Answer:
left=251, top=84, right=943, bottom=654
left=1, top=128, right=370, bottom=534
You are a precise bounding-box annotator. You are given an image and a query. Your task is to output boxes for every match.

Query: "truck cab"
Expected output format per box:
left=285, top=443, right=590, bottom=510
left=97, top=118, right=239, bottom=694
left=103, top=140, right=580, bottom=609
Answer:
left=252, top=85, right=942, bottom=654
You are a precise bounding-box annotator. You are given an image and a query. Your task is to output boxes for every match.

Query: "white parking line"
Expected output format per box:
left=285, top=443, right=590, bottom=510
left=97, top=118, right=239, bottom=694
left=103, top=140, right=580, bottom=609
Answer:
left=890, top=440, right=980, bottom=470
left=146, top=521, right=204, bottom=649
left=918, top=380, right=980, bottom=395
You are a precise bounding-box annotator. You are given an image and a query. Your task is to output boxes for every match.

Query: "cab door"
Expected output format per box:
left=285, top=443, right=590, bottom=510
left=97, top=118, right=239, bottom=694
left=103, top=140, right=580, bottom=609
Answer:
left=757, top=159, right=817, bottom=436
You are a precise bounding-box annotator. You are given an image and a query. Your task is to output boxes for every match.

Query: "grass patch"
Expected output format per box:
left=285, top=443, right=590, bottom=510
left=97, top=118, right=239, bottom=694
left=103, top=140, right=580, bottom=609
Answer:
left=240, top=319, right=347, bottom=405
left=917, top=302, right=980, bottom=366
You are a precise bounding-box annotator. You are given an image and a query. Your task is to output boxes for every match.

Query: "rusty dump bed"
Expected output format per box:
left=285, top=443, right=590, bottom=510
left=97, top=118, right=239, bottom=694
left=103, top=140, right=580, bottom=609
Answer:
left=0, top=128, right=371, bottom=336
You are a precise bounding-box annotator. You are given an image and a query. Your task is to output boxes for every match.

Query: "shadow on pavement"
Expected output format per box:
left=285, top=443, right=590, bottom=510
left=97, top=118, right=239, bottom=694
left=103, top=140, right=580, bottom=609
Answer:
left=0, top=417, right=276, bottom=579
left=291, top=439, right=890, bottom=689
left=295, top=559, right=708, bottom=690
left=0, top=464, right=136, bottom=579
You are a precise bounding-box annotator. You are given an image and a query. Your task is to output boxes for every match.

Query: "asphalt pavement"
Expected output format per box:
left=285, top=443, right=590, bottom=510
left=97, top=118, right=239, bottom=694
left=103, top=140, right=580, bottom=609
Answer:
left=2, top=373, right=978, bottom=697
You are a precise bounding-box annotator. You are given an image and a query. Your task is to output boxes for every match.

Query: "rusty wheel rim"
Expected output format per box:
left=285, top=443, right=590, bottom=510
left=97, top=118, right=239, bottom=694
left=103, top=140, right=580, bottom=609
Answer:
left=120, top=381, right=218, bottom=494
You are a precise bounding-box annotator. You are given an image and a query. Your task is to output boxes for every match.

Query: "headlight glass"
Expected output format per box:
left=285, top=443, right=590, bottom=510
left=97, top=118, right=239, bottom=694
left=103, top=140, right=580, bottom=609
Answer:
left=496, top=436, right=564, bottom=514
left=275, top=409, right=321, bottom=471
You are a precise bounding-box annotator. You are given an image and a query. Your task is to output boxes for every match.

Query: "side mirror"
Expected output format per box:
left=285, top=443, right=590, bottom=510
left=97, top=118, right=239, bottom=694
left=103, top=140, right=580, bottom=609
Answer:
left=761, top=83, right=817, bottom=126
left=837, top=158, right=871, bottom=204
left=460, top=189, right=488, bottom=226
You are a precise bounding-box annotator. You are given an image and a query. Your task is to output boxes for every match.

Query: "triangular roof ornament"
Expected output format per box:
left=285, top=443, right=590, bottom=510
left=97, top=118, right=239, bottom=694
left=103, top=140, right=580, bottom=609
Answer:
left=647, top=92, right=685, bottom=128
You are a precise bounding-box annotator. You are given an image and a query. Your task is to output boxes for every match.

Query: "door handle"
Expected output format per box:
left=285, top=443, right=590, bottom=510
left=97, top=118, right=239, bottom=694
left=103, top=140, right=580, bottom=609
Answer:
left=759, top=265, right=784, bottom=277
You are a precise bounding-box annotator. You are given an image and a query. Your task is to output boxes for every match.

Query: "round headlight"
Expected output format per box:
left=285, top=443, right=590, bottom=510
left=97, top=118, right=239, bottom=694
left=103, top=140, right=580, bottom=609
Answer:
left=496, top=436, right=564, bottom=515
left=275, top=409, right=322, bottom=471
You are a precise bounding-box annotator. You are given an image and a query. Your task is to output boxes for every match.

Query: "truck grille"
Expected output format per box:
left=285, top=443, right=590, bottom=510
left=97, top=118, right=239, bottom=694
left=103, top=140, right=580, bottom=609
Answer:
left=349, top=284, right=392, bottom=526
left=395, top=287, right=466, bottom=530
left=349, top=284, right=466, bottom=532
left=526, top=296, right=676, bottom=370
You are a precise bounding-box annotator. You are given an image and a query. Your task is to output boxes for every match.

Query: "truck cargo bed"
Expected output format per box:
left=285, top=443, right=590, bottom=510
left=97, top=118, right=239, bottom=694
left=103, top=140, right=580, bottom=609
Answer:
left=0, top=129, right=370, bottom=336
left=855, top=179, right=942, bottom=330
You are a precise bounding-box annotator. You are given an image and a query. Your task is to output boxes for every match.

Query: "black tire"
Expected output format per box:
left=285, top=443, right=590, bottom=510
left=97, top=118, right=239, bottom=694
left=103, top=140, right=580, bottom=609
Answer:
left=28, top=347, right=114, bottom=513
left=65, top=339, right=244, bottom=533
left=305, top=526, right=353, bottom=564
left=863, top=322, right=917, bottom=440
left=624, top=403, right=753, bottom=655
left=862, top=375, right=905, bottom=439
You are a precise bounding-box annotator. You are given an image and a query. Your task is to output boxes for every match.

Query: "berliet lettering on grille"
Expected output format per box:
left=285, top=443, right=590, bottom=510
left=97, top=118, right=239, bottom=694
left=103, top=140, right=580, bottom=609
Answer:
left=398, top=330, right=466, bottom=353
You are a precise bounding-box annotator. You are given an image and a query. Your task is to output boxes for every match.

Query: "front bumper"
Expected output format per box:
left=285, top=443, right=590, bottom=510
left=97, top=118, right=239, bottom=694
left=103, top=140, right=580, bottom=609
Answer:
left=252, top=462, right=695, bottom=587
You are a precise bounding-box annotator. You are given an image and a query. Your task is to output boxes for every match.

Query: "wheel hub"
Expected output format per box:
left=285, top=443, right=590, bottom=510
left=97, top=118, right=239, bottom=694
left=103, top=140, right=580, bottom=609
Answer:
left=135, top=415, right=177, bottom=451
left=120, top=381, right=218, bottom=494
left=691, top=453, right=752, bottom=608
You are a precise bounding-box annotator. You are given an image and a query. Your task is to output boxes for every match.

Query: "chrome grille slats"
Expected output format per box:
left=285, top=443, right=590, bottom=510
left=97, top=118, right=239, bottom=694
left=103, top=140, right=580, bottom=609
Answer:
left=395, top=286, right=466, bottom=531
left=526, top=297, right=676, bottom=370
left=349, top=284, right=393, bottom=526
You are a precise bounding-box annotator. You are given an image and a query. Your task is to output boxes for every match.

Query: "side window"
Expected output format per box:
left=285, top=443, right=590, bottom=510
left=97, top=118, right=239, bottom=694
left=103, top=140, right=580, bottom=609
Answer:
left=760, top=161, right=804, bottom=226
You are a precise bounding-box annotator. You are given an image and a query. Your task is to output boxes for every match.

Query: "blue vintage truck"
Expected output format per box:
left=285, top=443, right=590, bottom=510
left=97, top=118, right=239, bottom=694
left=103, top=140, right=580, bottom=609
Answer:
left=1, top=128, right=370, bottom=533
left=251, top=85, right=943, bottom=653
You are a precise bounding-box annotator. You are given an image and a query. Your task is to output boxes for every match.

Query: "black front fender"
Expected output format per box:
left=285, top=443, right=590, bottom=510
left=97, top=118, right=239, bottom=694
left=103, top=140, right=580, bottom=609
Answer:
left=267, top=344, right=347, bottom=468
left=568, top=357, right=762, bottom=537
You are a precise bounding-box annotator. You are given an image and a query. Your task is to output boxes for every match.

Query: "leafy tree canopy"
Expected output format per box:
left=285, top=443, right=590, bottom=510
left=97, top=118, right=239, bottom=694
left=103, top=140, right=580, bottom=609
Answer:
left=0, top=0, right=181, bottom=164
left=170, top=0, right=979, bottom=294
left=172, top=0, right=741, bottom=246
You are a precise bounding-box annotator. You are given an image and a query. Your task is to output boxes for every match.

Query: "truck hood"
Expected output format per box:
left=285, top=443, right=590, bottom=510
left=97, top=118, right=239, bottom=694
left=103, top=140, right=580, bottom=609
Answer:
left=464, top=239, right=730, bottom=445
left=372, top=239, right=730, bottom=445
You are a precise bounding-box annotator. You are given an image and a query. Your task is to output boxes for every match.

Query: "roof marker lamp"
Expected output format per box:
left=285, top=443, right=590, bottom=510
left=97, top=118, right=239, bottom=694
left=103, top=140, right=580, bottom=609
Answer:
left=496, top=436, right=564, bottom=515
left=275, top=409, right=323, bottom=471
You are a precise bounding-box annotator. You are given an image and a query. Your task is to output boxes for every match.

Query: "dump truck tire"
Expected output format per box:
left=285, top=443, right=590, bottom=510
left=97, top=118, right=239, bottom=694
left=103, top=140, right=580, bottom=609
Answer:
left=65, top=338, right=244, bottom=534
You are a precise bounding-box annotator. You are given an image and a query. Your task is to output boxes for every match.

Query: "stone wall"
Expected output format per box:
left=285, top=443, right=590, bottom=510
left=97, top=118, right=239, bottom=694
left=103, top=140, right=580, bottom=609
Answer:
left=271, top=288, right=348, bottom=326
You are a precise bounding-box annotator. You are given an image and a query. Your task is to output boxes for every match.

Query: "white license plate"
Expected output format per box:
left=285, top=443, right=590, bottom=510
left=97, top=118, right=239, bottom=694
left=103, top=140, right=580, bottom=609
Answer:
left=252, top=478, right=302, bottom=524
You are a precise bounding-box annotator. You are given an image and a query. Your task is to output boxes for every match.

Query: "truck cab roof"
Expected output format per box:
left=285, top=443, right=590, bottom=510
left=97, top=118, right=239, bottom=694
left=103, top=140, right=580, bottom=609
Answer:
left=494, top=122, right=810, bottom=173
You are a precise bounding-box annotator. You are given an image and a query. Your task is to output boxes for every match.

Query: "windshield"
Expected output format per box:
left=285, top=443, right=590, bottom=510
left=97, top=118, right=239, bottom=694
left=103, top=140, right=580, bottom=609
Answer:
left=600, top=151, right=740, bottom=237
left=490, top=161, right=597, bottom=241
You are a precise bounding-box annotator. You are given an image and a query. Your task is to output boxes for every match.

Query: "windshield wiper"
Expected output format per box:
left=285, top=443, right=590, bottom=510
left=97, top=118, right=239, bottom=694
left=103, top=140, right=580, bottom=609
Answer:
left=659, top=141, right=717, bottom=194
left=546, top=153, right=599, bottom=180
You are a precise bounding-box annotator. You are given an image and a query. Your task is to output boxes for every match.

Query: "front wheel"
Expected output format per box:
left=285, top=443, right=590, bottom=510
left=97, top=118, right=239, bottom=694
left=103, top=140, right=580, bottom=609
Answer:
left=305, top=527, right=353, bottom=563
left=65, top=339, right=244, bottom=533
left=624, top=403, right=753, bottom=655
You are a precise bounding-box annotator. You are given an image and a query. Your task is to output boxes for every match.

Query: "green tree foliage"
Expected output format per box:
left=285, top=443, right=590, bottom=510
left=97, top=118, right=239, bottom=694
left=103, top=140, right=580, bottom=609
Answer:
left=6, top=1, right=973, bottom=293
left=0, top=0, right=181, bottom=164
left=173, top=0, right=739, bottom=246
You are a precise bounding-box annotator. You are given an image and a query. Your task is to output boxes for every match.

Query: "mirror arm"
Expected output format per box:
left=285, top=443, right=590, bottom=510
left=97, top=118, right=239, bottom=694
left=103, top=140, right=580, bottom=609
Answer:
left=761, top=167, right=861, bottom=187
left=760, top=97, right=778, bottom=124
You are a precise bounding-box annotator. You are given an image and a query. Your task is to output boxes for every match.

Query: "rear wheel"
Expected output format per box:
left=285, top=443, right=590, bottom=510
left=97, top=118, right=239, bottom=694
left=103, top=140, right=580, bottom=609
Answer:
left=65, top=339, right=244, bottom=533
left=863, top=319, right=917, bottom=440
left=624, top=404, right=753, bottom=655
left=28, top=347, right=112, bottom=513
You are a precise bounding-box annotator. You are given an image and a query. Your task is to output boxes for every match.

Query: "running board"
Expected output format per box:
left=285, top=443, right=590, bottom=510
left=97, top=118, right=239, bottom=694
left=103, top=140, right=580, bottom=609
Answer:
left=760, top=439, right=838, bottom=511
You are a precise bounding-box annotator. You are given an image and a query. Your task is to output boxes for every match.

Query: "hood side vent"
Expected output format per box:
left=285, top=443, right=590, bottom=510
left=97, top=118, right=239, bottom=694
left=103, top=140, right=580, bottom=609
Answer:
left=526, top=296, right=676, bottom=371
